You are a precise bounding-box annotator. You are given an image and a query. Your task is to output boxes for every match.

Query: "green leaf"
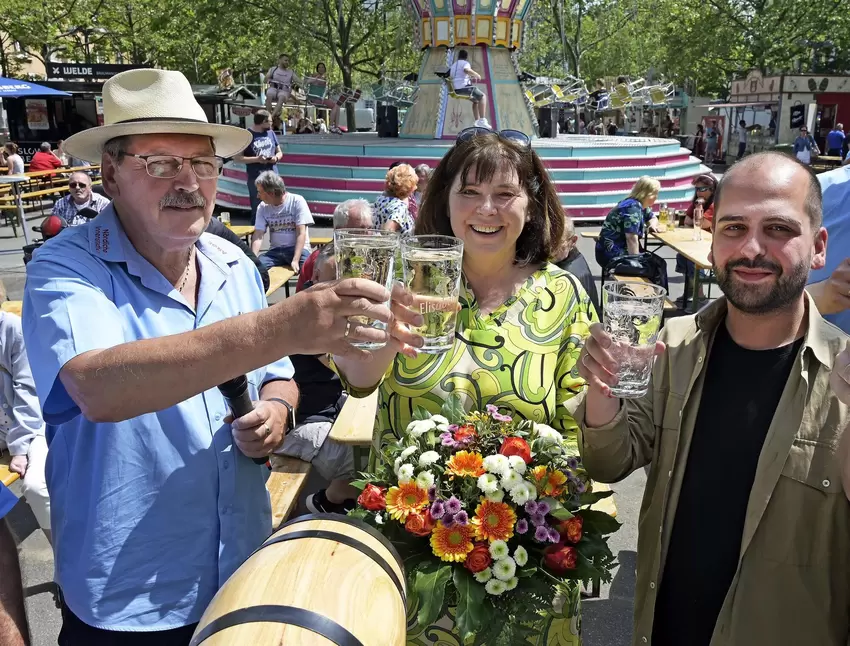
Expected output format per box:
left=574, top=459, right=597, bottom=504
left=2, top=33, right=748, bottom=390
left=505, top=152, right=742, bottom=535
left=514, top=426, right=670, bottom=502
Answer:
left=349, top=479, right=368, bottom=491
left=541, top=497, right=574, bottom=521
left=413, top=405, right=432, bottom=421
left=440, top=393, right=466, bottom=424
left=413, top=564, right=453, bottom=627
left=578, top=489, right=614, bottom=506
left=576, top=509, right=622, bottom=535
left=518, top=566, right=538, bottom=578
left=453, top=567, right=488, bottom=641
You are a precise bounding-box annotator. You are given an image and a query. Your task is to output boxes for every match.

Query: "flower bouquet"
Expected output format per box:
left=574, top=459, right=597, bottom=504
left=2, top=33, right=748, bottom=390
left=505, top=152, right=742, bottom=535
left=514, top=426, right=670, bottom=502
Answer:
left=349, top=395, right=620, bottom=645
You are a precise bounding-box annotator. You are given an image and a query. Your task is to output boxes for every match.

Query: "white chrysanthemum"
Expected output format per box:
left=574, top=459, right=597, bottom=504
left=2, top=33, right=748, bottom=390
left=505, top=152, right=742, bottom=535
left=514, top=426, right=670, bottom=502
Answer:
left=416, top=470, right=435, bottom=490
left=513, top=545, right=528, bottom=567
left=375, top=513, right=384, bottom=525
left=485, top=490, right=505, bottom=502
left=400, top=445, right=418, bottom=460
left=406, top=419, right=436, bottom=437
left=508, top=455, right=527, bottom=475
left=493, top=557, right=517, bottom=582
left=397, top=464, right=415, bottom=483
left=523, top=481, right=538, bottom=501
left=509, top=483, right=530, bottom=506
left=534, top=423, right=561, bottom=446
left=419, top=451, right=440, bottom=468
left=393, top=456, right=403, bottom=475
left=504, top=576, right=519, bottom=591
left=489, top=540, right=509, bottom=560
left=474, top=568, right=493, bottom=583
left=477, top=473, right=500, bottom=494
left=501, top=469, right=523, bottom=491
left=431, top=415, right=449, bottom=426
left=485, top=578, right=507, bottom=596
left=483, top=454, right=511, bottom=476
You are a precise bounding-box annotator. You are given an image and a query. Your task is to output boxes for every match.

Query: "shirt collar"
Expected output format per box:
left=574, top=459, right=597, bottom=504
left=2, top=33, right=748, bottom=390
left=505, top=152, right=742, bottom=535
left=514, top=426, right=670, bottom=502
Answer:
left=695, top=292, right=834, bottom=369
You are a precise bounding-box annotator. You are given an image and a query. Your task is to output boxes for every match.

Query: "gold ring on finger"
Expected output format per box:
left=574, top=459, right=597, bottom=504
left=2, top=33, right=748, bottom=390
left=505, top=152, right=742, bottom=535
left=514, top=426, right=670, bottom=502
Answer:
left=344, top=319, right=353, bottom=338
left=263, top=423, right=271, bottom=437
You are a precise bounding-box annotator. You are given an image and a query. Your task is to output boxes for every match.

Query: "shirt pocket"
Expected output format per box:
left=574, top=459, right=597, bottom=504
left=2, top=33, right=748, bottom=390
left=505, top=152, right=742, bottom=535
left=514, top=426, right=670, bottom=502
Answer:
left=755, top=439, right=845, bottom=567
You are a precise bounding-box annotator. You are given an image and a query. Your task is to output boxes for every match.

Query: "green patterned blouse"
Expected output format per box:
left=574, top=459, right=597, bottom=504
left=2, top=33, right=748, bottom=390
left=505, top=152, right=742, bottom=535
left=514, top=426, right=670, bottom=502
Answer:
left=341, top=263, right=598, bottom=449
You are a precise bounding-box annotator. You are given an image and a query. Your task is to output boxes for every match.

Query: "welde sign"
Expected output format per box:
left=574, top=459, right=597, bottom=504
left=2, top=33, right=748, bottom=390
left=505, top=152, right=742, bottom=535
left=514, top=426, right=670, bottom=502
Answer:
left=47, top=63, right=148, bottom=80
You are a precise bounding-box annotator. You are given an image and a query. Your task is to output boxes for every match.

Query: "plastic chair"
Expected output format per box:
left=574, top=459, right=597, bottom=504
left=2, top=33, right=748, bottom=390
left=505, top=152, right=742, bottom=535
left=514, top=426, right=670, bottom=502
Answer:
left=304, top=77, right=329, bottom=104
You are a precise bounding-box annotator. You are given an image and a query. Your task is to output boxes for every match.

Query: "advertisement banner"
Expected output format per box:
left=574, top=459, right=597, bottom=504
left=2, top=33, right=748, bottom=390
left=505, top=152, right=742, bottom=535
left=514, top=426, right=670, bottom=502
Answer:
left=25, top=99, right=49, bottom=130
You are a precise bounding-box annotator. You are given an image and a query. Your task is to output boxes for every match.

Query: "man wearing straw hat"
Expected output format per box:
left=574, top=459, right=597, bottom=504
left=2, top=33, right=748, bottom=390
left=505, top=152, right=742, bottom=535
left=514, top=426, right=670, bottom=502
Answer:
left=22, top=68, right=405, bottom=644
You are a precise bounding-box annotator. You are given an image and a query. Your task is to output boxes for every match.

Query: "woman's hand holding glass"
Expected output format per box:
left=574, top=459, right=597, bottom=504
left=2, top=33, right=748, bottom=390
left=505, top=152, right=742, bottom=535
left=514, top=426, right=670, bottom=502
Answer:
left=385, top=283, right=426, bottom=359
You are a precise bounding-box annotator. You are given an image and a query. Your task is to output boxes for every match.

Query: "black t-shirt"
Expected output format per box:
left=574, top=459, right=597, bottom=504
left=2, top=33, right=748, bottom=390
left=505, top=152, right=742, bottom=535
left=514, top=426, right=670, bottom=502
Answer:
left=290, top=354, right=343, bottom=420
left=652, top=322, right=803, bottom=646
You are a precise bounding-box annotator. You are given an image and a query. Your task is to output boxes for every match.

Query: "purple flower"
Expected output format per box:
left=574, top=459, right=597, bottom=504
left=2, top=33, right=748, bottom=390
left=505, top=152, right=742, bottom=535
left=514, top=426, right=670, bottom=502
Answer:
left=440, top=433, right=458, bottom=448
left=547, top=528, right=561, bottom=543
left=448, top=424, right=459, bottom=432
left=524, top=501, right=539, bottom=515
left=531, top=512, right=546, bottom=527
left=454, top=511, right=469, bottom=526
left=534, top=525, right=550, bottom=542
left=430, top=500, right=446, bottom=519
left=567, top=457, right=579, bottom=470
left=516, top=519, right=529, bottom=534
left=492, top=413, right=513, bottom=423
left=446, top=496, right=463, bottom=515
left=575, top=481, right=587, bottom=494
left=486, top=404, right=499, bottom=414
left=428, top=486, right=437, bottom=502
left=536, top=502, right=551, bottom=516
left=442, top=513, right=456, bottom=528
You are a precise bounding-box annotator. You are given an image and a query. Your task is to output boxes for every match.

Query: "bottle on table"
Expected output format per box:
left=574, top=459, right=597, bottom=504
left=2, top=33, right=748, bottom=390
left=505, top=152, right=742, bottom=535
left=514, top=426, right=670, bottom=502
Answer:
left=662, top=202, right=675, bottom=229
left=692, top=201, right=703, bottom=241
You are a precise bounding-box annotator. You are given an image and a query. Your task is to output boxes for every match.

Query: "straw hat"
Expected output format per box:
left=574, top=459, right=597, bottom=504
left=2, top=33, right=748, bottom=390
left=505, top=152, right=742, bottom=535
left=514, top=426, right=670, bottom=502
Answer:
left=63, top=68, right=252, bottom=163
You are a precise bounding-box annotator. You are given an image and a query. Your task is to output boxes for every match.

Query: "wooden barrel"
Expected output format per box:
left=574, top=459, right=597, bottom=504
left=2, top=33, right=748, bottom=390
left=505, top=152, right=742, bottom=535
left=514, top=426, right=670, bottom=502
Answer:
left=190, top=514, right=407, bottom=646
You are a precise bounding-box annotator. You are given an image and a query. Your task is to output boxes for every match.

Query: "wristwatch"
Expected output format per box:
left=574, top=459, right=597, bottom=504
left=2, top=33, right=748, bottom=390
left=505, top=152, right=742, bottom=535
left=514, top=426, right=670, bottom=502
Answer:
left=265, top=397, right=296, bottom=431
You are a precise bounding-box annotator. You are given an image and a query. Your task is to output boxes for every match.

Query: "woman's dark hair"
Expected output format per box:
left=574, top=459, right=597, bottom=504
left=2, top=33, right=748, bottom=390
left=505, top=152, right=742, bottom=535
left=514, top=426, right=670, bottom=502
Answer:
left=696, top=124, right=704, bottom=133
left=687, top=173, right=718, bottom=217
left=316, top=62, right=326, bottom=74
left=457, top=49, right=469, bottom=60
left=414, top=135, right=564, bottom=267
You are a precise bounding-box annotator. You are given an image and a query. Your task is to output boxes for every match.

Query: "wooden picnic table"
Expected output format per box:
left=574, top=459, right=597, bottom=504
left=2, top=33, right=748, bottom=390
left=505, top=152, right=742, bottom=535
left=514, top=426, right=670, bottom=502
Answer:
left=328, top=390, right=379, bottom=445
left=651, top=228, right=713, bottom=310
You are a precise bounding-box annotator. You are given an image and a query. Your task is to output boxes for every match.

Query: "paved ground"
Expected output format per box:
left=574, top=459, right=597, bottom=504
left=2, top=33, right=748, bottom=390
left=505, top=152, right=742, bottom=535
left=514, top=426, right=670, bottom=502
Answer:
left=2, top=206, right=700, bottom=645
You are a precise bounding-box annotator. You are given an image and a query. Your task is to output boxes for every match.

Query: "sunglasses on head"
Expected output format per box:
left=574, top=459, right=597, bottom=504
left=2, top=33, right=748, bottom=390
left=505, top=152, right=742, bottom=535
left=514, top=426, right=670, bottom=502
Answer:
left=456, top=127, right=531, bottom=148
left=68, top=182, right=89, bottom=189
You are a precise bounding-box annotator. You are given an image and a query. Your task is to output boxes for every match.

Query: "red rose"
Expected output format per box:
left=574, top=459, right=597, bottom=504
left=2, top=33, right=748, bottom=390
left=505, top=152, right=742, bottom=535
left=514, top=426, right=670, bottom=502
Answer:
left=358, top=484, right=387, bottom=511
left=464, top=542, right=492, bottom=573
left=405, top=510, right=435, bottom=537
left=499, top=437, right=532, bottom=464
left=556, top=517, right=583, bottom=544
left=454, top=424, right=477, bottom=443
left=543, top=543, right=578, bottom=575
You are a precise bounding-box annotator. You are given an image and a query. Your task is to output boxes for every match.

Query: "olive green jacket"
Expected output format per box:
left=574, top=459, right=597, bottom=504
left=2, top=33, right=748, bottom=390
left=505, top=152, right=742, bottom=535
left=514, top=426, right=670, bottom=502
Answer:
left=569, top=295, right=850, bottom=646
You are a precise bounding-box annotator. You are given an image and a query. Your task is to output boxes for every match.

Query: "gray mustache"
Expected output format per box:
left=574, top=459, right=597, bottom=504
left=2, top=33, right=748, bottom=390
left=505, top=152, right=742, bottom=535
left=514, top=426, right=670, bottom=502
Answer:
left=160, top=192, right=206, bottom=209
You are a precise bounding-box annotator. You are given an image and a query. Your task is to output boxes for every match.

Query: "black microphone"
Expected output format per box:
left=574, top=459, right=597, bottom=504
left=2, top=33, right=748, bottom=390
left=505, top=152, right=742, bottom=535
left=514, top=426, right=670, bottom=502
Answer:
left=218, top=376, right=268, bottom=465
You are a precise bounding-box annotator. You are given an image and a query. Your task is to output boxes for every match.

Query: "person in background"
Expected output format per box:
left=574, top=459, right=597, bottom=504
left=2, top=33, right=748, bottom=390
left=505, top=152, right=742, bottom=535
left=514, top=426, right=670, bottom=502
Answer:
left=409, top=163, right=432, bottom=220
left=3, top=144, right=24, bottom=175
left=594, top=176, right=661, bottom=269
left=51, top=171, right=110, bottom=226
left=373, top=163, right=417, bottom=235
left=280, top=246, right=359, bottom=514
left=606, top=119, right=618, bottom=136
left=807, top=163, right=850, bottom=332
left=250, top=171, right=313, bottom=273
left=693, top=123, right=706, bottom=158
left=448, top=49, right=489, bottom=128
left=265, top=54, right=300, bottom=120
left=736, top=119, right=748, bottom=160
left=826, top=123, right=845, bottom=157
left=57, top=139, right=70, bottom=166
left=316, top=118, right=328, bottom=133
left=205, top=215, right=270, bottom=292
left=295, top=118, right=314, bottom=134
left=793, top=125, right=819, bottom=166
left=29, top=142, right=63, bottom=174
left=296, top=198, right=373, bottom=292
left=704, top=120, right=719, bottom=163
left=313, top=62, right=343, bottom=134
left=553, top=216, right=600, bottom=317
left=0, top=481, right=28, bottom=646
left=573, top=152, right=850, bottom=646
left=675, top=173, right=717, bottom=309
left=232, top=109, right=281, bottom=225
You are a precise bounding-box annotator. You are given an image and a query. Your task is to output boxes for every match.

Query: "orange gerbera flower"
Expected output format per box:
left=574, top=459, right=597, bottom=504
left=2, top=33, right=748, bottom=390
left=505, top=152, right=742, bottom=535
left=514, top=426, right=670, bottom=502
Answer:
left=530, top=466, right=568, bottom=498
left=445, top=450, right=485, bottom=478
left=385, top=482, right=430, bottom=521
left=472, top=498, right=517, bottom=542
left=430, top=521, right=476, bottom=562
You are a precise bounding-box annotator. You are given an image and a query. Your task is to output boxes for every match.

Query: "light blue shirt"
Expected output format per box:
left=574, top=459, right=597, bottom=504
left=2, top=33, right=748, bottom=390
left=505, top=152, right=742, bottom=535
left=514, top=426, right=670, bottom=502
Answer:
left=22, top=204, right=294, bottom=630
left=0, top=311, right=45, bottom=456
left=809, top=166, right=850, bottom=332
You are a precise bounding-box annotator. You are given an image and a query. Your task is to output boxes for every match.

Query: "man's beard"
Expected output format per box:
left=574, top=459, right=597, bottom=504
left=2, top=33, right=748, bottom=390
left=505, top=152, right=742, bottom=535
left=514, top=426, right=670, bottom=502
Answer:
left=714, top=255, right=810, bottom=315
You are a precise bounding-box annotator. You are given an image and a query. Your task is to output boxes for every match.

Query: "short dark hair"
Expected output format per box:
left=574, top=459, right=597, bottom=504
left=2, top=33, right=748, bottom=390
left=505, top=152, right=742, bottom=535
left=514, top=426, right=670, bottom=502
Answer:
left=253, top=109, right=271, bottom=125
left=713, top=151, right=822, bottom=230
left=388, top=160, right=404, bottom=170
left=415, top=135, right=564, bottom=267
left=457, top=49, right=468, bottom=60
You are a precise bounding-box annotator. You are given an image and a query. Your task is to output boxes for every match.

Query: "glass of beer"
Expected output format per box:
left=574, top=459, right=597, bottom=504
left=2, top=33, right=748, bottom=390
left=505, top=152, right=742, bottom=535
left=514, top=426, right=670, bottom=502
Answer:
left=219, top=211, right=231, bottom=228
left=602, top=281, right=666, bottom=398
left=401, top=235, right=464, bottom=353
left=335, top=229, right=401, bottom=350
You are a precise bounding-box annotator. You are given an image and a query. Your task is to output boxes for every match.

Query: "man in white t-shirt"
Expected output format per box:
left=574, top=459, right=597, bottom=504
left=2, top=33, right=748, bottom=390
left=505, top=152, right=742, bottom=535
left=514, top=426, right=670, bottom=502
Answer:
left=250, top=171, right=314, bottom=273
left=449, top=49, right=489, bottom=128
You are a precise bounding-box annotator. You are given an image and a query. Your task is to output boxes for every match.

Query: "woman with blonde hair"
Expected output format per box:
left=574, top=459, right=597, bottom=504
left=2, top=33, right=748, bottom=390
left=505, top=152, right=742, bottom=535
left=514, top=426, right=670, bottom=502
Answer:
left=372, top=163, right=418, bottom=234
left=595, top=175, right=660, bottom=268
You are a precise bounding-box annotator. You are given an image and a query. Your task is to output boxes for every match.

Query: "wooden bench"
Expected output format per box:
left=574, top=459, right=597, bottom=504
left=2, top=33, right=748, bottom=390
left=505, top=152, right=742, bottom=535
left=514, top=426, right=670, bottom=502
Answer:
left=0, top=452, right=20, bottom=487
left=580, top=231, right=600, bottom=239
left=612, top=275, right=677, bottom=312
left=1, top=301, right=22, bottom=317
left=327, top=390, right=379, bottom=446
left=266, top=455, right=313, bottom=530
left=266, top=266, right=295, bottom=298
left=312, top=236, right=332, bottom=248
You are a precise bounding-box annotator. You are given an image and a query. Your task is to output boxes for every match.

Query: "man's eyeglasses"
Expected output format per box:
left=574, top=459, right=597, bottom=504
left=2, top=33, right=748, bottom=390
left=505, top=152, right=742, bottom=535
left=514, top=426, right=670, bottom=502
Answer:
left=68, top=182, right=89, bottom=189
left=456, top=127, right=531, bottom=148
left=125, top=154, right=223, bottom=180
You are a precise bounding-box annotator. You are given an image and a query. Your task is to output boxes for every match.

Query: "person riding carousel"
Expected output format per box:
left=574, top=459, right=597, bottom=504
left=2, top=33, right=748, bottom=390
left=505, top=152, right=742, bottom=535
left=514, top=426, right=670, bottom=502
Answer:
left=265, top=54, right=301, bottom=122
left=311, top=62, right=344, bottom=135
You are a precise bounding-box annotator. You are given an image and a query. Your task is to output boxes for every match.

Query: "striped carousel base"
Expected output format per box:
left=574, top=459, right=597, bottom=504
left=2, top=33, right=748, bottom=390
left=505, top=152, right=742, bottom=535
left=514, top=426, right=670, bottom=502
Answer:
left=215, top=132, right=708, bottom=223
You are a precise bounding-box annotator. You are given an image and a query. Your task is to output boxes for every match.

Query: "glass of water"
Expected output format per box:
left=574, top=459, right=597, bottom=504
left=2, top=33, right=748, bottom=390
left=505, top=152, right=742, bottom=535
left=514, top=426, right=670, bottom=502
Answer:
left=335, top=228, right=401, bottom=350
left=401, top=235, right=464, bottom=354
left=602, top=281, right=666, bottom=398
left=219, top=211, right=231, bottom=228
